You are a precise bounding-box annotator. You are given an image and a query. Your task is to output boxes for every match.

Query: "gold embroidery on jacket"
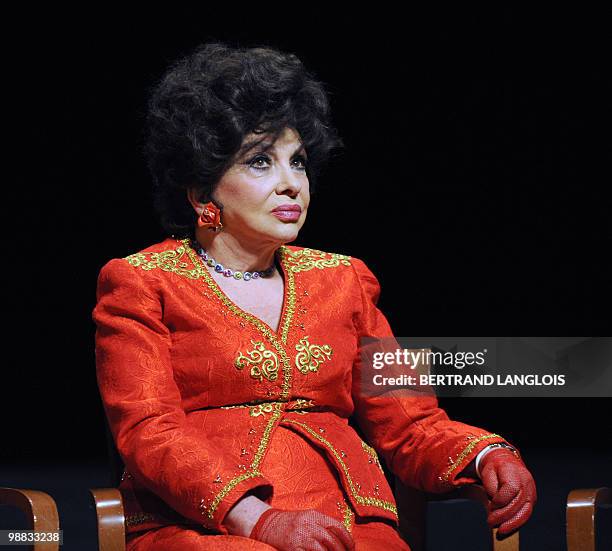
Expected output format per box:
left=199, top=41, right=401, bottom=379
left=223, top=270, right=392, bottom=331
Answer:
left=286, top=398, right=316, bottom=411
left=206, top=403, right=284, bottom=521
left=361, top=440, right=386, bottom=475
left=282, top=419, right=398, bottom=518
left=181, top=239, right=296, bottom=346
left=249, top=403, right=276, bottom=417
left=124, top=248, right=201, bottom=278
left=248, top=398, right=316, bottom=417
left=124, top=240, right=296, bottom=346
left=441, top=433, right=503, bottom=483
left=219, top=398, right=316, bottom=413
left=125, top=512, right=156, bottom=527
left=283, top=247, right=352, bottom=273
left=295, top=336, right=333, bottom=374
left=235, top=340, right=280, bottom=382
left=279, top=256, right=296, bottom=345
left=342, top=498, right=354, bottom=533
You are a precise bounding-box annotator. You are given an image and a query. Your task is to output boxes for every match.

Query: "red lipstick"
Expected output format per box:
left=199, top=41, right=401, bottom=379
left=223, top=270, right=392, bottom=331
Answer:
left=271, top=204, right=302, bottom=222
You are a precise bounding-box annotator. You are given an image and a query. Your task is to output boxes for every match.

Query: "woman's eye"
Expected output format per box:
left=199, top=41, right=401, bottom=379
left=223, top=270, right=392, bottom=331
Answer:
left=293, top=155, right=308, bottom=170
left=246, top=154, right=307, bottom=171
left=248, top=155, right=270, bottom=170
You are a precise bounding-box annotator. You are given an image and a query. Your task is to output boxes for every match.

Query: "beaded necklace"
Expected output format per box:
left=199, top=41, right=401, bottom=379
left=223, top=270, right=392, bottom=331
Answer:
left=190, top=239, right=277, bottom=282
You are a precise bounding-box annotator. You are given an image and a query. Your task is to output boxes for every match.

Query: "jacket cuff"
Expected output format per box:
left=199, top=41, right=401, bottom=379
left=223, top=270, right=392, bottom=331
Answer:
left=201, top=474, right=273, bottom=535
left=437, top=433, right=517, bottom=491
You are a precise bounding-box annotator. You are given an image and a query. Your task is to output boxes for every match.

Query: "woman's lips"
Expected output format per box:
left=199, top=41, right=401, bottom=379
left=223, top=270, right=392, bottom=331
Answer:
left=271, top=210, right=301, bottom=221
left=271, top=205, right=302, bottom=222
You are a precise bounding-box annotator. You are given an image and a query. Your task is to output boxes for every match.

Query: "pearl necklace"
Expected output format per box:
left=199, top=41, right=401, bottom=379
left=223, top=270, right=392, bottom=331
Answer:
left=191, top=239, right=276, bottom=281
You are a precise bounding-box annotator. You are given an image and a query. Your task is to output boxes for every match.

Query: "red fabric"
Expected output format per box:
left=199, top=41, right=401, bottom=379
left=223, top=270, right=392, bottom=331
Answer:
left=93, top=237, right=517, bottom=542
left=479, top=449, right=537, bottom=535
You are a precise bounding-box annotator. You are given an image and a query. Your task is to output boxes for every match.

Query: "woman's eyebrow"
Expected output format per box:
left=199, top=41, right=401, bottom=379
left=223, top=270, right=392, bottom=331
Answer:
left=239, top=138, right=273, bottom=156
left=240, top=140, right=307, bottom=157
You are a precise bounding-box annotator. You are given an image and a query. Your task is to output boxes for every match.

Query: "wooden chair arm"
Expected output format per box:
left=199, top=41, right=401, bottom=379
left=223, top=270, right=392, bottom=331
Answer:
left=395, top=481, right=519, bottom=551
left=89, top=488, right=126, bottom=551
left=0, top=487, right=59, bottom=551
left=448, top=485, right=519, bottom=551
left=566, top=487, right=611, bottom=551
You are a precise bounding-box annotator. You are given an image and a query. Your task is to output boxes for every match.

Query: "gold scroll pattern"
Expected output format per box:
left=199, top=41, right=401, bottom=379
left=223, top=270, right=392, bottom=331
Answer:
left=283, top=247, right=352, bottom=273
left=235, top=340, right=280, bottom=382
left=295, top=336, right=333, bottom=374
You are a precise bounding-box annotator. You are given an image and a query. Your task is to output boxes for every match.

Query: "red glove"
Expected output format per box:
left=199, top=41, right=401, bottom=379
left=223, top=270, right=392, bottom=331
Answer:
left=479, top=448, right=537, bottom=536
left=249, top=507, right=355, bottom=551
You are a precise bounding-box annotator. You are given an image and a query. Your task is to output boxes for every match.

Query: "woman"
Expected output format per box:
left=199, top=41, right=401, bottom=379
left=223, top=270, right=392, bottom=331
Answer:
left=93, top=42, right=536, bottom=550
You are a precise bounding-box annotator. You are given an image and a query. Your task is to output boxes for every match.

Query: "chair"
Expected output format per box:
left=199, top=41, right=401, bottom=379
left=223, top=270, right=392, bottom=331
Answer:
left=566, top=487, right=611, bottom=551
left=0, top=487, right=60, bottom=551
left=88, top=416, right=126, bottom=551
left=86, top=480, right=519, bottom=551
left=90, top=488, right=126, bottom=551
left=1, top=483, right=518, bottom=551
left=3, top=458, right=609, bottom=550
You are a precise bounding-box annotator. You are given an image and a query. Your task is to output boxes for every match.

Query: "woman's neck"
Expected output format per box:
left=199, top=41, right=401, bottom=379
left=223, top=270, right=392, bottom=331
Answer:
left=193, top=229, right=280, bottom=274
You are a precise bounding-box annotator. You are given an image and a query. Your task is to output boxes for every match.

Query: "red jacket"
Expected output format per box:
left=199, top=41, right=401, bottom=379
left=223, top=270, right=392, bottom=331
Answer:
left=93, top=237, right=515, bottom=535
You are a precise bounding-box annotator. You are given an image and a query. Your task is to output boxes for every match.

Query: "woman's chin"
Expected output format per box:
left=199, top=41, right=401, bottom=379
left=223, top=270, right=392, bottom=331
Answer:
left=267, top=224, right=302, bottom=244
left=258, top=213, right=306, bottom=241
left=278, top=230, right=301, bottom=244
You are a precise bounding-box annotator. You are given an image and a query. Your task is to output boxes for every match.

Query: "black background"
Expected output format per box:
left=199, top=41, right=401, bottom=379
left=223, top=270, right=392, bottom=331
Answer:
left=5, top=7, right=611, bottom=465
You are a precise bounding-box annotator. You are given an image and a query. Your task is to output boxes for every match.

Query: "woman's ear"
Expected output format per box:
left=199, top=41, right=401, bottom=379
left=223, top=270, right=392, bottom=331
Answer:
left=186, top=187, right=204, bottom=214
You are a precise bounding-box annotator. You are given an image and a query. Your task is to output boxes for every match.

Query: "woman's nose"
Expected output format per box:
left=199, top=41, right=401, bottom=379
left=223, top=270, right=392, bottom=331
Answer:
left=277, top=164, right=303, bottom=195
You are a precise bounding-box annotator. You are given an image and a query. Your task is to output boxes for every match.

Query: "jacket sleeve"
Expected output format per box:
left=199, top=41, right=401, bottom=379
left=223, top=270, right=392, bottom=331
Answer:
left=92, top=258, right=273, bottom=534
left=349, top=257, right=519, bottom=493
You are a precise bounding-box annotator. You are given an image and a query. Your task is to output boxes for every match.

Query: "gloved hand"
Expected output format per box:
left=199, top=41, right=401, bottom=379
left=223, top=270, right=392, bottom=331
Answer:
left=479, top=448, right=537, bottom=536
left=249, top=507, right=355, bottom=551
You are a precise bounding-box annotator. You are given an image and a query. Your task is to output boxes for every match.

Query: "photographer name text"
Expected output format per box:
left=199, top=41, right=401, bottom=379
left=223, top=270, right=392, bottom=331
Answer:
left=372, top=374, right=566, bottom=386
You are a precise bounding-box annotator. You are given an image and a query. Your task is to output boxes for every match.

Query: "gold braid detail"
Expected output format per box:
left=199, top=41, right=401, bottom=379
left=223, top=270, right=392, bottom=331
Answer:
left=206, top=403, right=284, bottom=520
left=219, top=398, right=316, bottom=414
left=441, top=433, right=503, bottom=483
left=282, top=419, right=398, bottom=518
left=342, top=497, right=354, bottom=533
left=278, top=248, right=296, bottom=344
left=124, top=247, right=200, bottom=278
left=361, top=440, right=386, bottom=475
left=283, top=247, right=352, bottom=273
left=124, top=512, right=156, bottom=527
left=180, top=239, right=296, bottom=346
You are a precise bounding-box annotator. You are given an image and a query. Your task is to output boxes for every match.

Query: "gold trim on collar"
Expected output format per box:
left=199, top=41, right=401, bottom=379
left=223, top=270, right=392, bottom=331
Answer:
left=283, top=247, right=352, bottom=273
left=180, top=238, right=296, bottom=346
left=124, top=245, right=200, bottom=278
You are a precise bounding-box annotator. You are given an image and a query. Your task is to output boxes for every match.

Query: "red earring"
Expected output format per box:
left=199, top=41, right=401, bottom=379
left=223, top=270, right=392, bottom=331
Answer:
left=197, top=201, right=223, bottom=232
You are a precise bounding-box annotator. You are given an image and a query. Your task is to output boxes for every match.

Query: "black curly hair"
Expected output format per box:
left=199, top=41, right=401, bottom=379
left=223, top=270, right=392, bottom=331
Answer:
left=143, top=41, right=344, bottom=237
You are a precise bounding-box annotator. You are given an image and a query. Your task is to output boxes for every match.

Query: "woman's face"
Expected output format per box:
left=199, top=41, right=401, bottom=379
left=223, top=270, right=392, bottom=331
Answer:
left=210, top=126, right=310, bottom=247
